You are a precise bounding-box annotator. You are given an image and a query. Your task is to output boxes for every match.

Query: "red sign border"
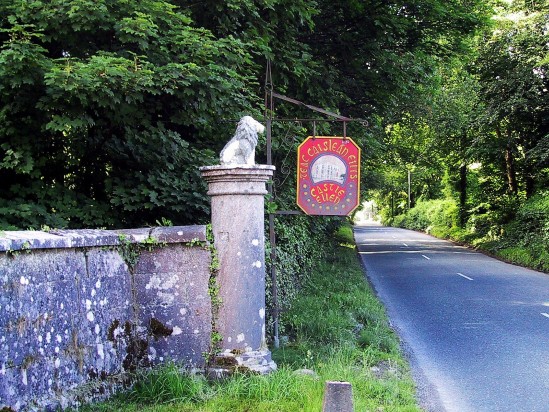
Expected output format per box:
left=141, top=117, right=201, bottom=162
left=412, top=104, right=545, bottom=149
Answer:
left=296, top=136, right=361, bottom=216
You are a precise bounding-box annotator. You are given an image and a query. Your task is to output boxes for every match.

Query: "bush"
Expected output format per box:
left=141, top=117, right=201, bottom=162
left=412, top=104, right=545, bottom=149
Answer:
left=390, top=191, right=549, bottom=273
left=494, top=191, right=549, bottom=271
left=514, top=191, right=549, bottom=236
left=394, top=199, right=459, bottom=233
left=466, top=210, right=502, bottom=239
left=265, top=215, right=343, bottom=340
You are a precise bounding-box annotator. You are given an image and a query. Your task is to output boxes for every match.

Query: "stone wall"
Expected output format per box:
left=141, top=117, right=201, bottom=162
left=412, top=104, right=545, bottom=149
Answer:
left=0, top=226, right=212, bottom=411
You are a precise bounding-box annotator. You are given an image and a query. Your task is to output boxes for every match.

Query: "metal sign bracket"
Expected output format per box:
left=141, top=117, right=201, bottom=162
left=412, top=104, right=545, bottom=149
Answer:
left=263, top=61, right=366, bottom=348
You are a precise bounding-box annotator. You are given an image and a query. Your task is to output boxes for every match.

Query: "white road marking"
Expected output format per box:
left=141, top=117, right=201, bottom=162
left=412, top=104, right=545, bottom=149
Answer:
left=422, top=255, right=430, bottom=260
left=357, top=239, right=457, bottom=244
left=457, top=273, right=474, bottom=281
left=358, top=250, right=477, bottom=255
left=541, top=313, right=549, bottom=319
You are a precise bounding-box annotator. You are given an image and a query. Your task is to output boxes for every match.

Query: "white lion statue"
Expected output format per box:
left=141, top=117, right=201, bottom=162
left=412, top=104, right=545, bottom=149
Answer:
left=220, top=116, right=265, bottom=165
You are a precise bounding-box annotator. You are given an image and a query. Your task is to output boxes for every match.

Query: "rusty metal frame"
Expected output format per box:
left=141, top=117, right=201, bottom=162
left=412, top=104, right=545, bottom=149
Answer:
left=264, top=62, right=366, bottom=348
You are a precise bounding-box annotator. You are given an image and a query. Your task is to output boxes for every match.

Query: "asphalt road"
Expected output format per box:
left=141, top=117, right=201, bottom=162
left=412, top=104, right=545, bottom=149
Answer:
left=354, top=224, right=549, bottom=412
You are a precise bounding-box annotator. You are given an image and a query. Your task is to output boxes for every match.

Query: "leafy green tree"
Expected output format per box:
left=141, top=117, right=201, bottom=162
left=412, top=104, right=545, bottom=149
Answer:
left=383, top=115, right=446, bottom=208
left=428, top=64, right=482, bottom=225
left=304, top=0, right=491, bottom=120
left=373, top=1, right=549, bottom=227
left=0, top=0, right=257, bottom=229
left=0, top=0, right=495, bottom=230
left=293, top=0, right=492, bottom=222
left=472, top=0, right=549, bottom=197
left=181, top=0, right=318, bottom=87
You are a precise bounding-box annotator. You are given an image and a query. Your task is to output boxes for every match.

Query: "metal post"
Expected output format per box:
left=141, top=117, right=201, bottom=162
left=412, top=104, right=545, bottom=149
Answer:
left=266, top=116, right=279, bottom=349
left=266, top=118, right=272, bottom=165
left=408, top=169, right=411, bottom=210
left=261, top=61, right=367, bottom=350
left=264, top=62, right=280, bottom=349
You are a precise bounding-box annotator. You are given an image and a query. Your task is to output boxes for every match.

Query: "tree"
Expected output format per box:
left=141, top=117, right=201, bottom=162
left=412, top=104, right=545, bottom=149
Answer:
left=428, top=64, right=482, bottom=225
left=0, top=0, right=494, bottom=229
left=0, top=0, right=258, bottom=229
left=180, top=0, right=318, bottom=88
left=472, top=0, right=549, bottom=197
left=303, top=0, right=491, bottom=120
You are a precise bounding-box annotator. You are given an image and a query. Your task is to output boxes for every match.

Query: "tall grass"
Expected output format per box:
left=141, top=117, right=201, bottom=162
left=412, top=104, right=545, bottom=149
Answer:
left=80, top=224, right=420, bottom=412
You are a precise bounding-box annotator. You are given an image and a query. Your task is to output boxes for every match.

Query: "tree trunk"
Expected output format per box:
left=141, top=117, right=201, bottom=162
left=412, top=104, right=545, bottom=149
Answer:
left=525, top=171, right=535, bottom=198
left=505, top=143, right=518, bottom=195
left=496, top=124, right=518, bottom=195
left=458, top=133, right=467, bottom=227
left=459, top=163, right=467, bottom=227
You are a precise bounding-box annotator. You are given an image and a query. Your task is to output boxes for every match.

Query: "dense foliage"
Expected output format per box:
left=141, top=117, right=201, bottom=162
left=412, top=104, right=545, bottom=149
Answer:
left=265, top=215, right=341, bottom=338
left=372, top=1, right=548, bottom=272
left=0, top=0, right=491, bottom=229
left=0, top=0, right=259, bottom=228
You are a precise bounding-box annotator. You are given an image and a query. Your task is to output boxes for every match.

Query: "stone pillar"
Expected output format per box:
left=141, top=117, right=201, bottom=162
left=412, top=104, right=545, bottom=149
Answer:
left=200, top=165, right=276, bottom=375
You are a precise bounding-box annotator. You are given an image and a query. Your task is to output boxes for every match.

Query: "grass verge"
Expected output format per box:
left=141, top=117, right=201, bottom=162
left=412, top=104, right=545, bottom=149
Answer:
left=79, top=224, right=420, bottom=412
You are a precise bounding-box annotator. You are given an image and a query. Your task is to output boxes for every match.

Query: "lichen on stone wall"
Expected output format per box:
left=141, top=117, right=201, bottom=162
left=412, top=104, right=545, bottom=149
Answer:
left=0, top=226, right=211, bottom=411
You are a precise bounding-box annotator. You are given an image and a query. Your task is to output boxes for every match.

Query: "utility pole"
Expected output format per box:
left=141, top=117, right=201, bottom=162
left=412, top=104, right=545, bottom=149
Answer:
left=408, top=169, right=411, bottom=211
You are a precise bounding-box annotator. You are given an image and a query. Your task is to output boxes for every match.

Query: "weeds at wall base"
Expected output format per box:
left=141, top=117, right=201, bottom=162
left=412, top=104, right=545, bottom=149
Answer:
left=204, top=224, right=223, bottom=366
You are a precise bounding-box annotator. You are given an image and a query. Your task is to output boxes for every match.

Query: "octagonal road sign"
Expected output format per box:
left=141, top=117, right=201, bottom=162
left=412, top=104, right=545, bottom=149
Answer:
left=296, top=136, right=361, bottom=216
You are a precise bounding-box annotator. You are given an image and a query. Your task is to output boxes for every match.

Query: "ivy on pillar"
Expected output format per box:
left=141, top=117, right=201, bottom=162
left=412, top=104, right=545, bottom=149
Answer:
left=200, top=164, right=276, bottom=375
